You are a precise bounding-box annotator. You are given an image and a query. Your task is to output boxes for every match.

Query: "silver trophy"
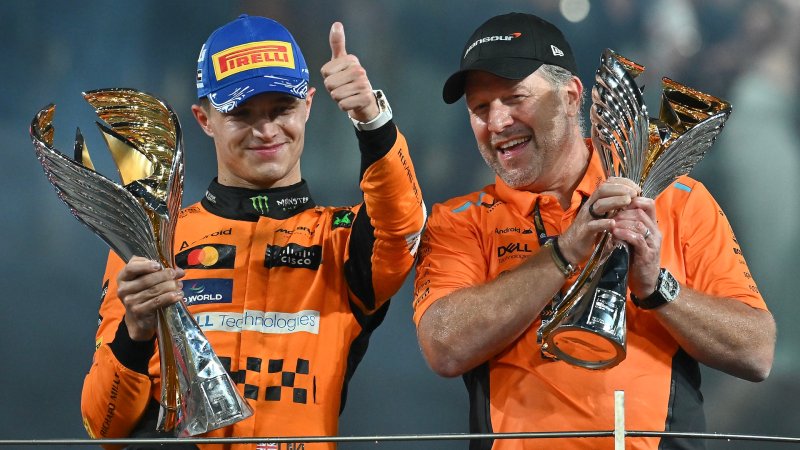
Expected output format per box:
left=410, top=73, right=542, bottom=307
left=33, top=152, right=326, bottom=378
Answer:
left=30, top=88, right=252, bottom=435
left=538, top=50, right=732, bottom=369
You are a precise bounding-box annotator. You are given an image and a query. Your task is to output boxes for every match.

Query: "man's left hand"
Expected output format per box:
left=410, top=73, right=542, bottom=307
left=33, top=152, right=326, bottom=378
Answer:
left=610, top=196, right=661, bottom=298
left=320, top=22, right=380, bottom=123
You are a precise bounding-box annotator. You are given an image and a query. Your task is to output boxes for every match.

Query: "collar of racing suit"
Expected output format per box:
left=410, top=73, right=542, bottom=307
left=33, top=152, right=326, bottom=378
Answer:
left=201, top=178, right=317, bottom=221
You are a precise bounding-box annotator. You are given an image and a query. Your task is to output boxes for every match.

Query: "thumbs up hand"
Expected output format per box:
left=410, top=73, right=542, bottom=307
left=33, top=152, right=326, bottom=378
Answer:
left=320, top=22, right=380, bottom=124
left=329, top=21, right=348, bottom=60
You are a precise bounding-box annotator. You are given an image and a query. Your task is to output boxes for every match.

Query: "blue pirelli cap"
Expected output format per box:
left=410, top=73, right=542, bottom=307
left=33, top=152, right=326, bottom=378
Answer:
left=196, top=14, right=310, bottom=112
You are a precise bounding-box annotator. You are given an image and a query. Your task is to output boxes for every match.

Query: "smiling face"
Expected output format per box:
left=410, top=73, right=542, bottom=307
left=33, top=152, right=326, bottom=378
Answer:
left=464, top=68, right=583, bottom=191
left=192, top=88, right=316, bottom=190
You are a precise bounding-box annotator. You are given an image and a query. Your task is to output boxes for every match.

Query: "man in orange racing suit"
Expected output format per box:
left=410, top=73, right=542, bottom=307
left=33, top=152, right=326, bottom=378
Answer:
left=413, top=12, right=775, bottom=450
left=81, top=15, right=426, bottom=449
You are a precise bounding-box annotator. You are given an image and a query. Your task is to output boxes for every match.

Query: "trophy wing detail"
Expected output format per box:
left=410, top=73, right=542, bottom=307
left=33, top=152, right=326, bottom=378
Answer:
left=31, top=103, right=160, bottom=262
left=590, top=49, right=650, bottom=184
left=589, top=50, right=732, bottom=198
left=639, top=78, right=732, bottom=198
left=82, top=88, right=185, bottom=267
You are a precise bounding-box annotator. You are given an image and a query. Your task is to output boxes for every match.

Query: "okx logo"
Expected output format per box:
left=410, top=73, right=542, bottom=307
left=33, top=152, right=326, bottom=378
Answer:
left=250, top=195, right=269, bottom=215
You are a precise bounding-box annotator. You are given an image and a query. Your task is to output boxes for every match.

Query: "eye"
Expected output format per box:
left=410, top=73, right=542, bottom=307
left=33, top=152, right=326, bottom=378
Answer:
left=468, top=102, right=488, bottom=119
left=226, top=107, right=250, bottom=118
left=270, top=103, right=298, bottom=120
left=277, top=104, right=295, bottom=115
left=507, top=94, right=527, bottom=104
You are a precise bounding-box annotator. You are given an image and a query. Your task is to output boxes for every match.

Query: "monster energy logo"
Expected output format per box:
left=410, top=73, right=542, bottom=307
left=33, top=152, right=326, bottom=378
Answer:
left=250, top=195, right=269, bottom=215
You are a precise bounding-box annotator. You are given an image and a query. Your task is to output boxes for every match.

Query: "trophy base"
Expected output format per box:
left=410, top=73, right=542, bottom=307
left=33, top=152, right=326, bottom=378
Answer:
left=546, top=327, right=625, bottom=370
left=541, top=246, right=629, bottom=370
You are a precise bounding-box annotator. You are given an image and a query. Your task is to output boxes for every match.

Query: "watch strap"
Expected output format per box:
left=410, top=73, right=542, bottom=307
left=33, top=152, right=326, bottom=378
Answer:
left=631, top=268, right=679, bottom=309
left=351, top=90, right=392, bottom=131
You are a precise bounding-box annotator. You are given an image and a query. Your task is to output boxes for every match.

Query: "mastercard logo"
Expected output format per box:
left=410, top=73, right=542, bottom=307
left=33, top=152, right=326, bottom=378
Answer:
left=176, top=244, right=236, bottom=269
left=188, top=246, right=220, bottom=267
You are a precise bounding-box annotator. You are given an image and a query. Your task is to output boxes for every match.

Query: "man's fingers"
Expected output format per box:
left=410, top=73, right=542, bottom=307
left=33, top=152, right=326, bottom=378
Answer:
left=118, top=257, right=162, bottom=282
left=150, top=290, right=184, bottom=309
left=606, top=176, right=642, bottom=195
left=329, top=22, right=347, bottom=59
left=118, top=265, right=182, bottom=301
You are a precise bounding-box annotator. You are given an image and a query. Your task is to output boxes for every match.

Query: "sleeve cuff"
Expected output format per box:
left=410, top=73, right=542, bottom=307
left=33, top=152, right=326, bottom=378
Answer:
left=356, top=120, right=398, bottom=179
left=108, top=319, right=156, bottom=374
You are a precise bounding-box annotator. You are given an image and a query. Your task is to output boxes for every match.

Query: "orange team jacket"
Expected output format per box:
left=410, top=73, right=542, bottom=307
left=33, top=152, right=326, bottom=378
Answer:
left=82, top=122, right=426, bottom=450
left=413, top=142, right=767, bottom=450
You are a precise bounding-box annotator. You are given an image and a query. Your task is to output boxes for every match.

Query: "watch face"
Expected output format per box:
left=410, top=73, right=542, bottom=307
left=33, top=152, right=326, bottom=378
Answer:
left=658, top=270, right=680, bottom=301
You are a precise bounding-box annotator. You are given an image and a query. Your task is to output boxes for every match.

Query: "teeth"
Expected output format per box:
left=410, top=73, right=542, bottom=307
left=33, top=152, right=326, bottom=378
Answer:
left=498, top=137, right=529, bottom=151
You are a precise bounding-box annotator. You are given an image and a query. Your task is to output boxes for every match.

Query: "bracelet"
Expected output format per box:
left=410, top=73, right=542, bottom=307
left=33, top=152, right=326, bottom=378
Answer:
left=543, top=238, right=576, bottom=278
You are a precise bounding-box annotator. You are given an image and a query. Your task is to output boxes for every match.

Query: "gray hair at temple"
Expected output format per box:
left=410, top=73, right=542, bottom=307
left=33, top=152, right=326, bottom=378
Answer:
left=538, top=64, right=587, bottom=135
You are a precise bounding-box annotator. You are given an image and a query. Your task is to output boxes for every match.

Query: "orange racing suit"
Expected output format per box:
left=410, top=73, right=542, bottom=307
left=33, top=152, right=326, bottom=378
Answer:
left=82, top=121, right=425, bottom=449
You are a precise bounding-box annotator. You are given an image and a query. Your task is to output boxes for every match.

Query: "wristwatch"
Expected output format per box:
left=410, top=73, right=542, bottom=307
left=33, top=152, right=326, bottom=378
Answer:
left=351, top=90, right=393, bottom=131
left=630, top=268, right=680, bottom=309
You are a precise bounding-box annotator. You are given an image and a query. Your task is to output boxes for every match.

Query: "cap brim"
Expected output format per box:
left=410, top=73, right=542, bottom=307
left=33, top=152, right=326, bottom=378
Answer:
left=442, top=58, right=546, bottom=104
left=208, top=75, right=309, bottom=113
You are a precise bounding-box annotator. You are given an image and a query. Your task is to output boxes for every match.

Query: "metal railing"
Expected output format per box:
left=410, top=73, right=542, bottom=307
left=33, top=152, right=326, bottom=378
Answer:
left=3, top=392, right=799, bottom=447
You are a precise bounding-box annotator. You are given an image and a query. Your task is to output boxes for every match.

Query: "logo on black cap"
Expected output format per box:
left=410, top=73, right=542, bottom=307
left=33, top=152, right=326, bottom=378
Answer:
left=464, top=32, right=522, bottom=58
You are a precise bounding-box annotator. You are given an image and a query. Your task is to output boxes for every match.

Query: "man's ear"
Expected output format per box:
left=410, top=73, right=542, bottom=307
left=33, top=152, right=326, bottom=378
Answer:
left=565, top=76, right=584, bottom=117
left=304, top=87, right=317, bottom=122
left=191, top=104, right=214, bottom=137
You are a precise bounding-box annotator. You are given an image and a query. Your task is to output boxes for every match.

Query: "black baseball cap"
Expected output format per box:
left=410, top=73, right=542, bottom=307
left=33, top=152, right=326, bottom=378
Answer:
left=442, top=13, right=578, bottom=104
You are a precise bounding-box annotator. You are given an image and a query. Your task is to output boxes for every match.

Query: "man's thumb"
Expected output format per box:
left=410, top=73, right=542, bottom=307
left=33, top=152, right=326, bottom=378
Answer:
left=329, top=22, right=347, bottom=59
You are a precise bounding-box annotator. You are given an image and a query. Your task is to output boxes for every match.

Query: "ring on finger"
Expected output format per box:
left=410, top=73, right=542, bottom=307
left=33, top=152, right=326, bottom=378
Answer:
left=588, top=202, right=607, bottom=219
left=643, top=228, right=651, bottom=239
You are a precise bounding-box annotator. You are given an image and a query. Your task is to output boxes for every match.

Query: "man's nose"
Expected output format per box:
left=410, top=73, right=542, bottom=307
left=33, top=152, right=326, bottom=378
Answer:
left=252, top=118, right=278, bottom=138
left=487, top=102, right=513, bottom=133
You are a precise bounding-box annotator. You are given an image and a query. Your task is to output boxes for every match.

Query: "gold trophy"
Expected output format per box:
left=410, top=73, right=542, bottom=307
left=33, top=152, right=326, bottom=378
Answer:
left=30, top=88, right=252, bottom=435
left=538, top=50, right=732, bottom=369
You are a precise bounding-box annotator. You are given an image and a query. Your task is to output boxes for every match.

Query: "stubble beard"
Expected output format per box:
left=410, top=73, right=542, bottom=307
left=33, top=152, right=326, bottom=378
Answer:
left=478, top=141, right=541, bottom=190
